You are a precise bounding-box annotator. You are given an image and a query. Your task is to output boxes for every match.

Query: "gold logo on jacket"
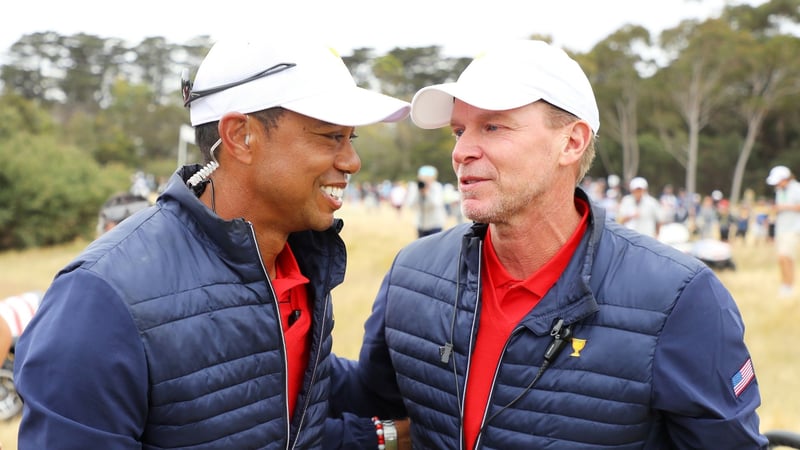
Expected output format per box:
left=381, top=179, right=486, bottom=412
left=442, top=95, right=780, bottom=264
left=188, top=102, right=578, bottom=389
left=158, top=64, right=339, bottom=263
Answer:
left=570, top=338, right=586, bottom=357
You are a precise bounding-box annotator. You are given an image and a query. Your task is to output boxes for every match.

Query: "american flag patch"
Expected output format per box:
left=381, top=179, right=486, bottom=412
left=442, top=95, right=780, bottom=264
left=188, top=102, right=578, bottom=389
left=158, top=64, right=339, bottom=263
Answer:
left=731, top=358, right=755, bottom=397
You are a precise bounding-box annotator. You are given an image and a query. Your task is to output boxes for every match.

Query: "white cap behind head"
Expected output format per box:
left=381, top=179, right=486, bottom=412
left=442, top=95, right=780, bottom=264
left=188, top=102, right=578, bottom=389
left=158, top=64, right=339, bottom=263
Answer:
left=629, top=177, right=648, bottom=191
left=410, top=40, right=599, bottom=133
left=417, top=165, right=438, bottom=178
left=188, top=37, right=410, bottom=127
left=766, top=165, right=791, bottom=186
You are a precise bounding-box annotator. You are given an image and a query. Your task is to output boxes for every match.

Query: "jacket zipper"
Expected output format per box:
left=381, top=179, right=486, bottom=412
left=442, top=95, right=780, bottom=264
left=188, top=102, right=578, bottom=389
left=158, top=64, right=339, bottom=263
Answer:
left=463, top=237, right=531, bottom=450
left=289, top=291, right=330, bottom=450
left=248, top=224, right=293, bottom=450
left=474, top=328, right=521, bottom=449
left=460, top=239, right=483, bottom=450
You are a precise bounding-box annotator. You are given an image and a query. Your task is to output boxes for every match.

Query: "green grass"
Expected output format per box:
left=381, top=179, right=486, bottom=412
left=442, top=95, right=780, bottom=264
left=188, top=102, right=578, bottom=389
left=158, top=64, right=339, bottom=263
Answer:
left=0, top=203, right=795, bottom=448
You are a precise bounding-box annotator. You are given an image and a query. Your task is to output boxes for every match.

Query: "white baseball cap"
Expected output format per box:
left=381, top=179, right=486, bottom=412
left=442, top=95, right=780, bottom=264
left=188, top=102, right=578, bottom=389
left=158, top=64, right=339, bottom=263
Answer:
left=410, top=40, right=599, bottom=132
left=417, top=165, right=438, bottom=178
left=629, top=177, right=648, bottom=191
left=186, top=37, right=410, bottom=127
left=767, top=165, right=792, bottom=186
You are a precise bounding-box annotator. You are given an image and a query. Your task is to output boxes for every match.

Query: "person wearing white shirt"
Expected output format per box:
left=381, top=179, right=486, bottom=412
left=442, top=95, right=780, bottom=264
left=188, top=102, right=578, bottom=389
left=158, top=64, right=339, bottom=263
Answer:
left=618, top=177, right=662, bottom=238
left=766, top=165, right=800, bottom=297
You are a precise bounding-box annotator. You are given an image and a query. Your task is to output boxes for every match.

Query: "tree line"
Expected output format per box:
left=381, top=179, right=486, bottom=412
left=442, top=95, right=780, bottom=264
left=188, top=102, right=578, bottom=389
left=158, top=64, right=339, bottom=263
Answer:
left=1, top=0, right=799, bottom=250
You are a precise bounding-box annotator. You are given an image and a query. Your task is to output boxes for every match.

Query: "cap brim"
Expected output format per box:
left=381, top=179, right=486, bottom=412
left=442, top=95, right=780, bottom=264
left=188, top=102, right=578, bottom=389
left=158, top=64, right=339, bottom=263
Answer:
left=282, top=87, right=409, bottom=127
left=410, top=84, right=457, bottom=129
left=411, top=83, right=542, bottom=129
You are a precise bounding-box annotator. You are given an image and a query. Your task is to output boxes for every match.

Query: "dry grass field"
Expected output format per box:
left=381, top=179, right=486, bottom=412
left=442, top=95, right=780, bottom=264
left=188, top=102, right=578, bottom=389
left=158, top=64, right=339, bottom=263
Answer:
left=0, top=202, right=797, bottom=448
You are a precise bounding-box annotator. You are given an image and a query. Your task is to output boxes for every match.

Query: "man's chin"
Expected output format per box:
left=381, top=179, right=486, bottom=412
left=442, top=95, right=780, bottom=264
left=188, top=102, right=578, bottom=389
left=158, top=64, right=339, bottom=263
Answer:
left=309, top=215, right=336, bottom=232
left=461, top=202, right=483, bottom=222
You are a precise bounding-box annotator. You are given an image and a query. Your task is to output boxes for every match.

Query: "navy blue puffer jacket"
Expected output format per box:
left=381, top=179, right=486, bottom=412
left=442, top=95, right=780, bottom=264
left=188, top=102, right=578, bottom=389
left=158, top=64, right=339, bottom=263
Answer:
left=341, top=188, right=767, bottom=449
left=15, top=165, right=373, bottom=449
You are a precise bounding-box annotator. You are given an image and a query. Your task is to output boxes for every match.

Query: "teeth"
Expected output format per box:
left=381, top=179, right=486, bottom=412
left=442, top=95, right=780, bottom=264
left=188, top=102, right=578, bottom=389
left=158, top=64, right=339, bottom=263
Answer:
left=321, top=186, right=344, bottom=201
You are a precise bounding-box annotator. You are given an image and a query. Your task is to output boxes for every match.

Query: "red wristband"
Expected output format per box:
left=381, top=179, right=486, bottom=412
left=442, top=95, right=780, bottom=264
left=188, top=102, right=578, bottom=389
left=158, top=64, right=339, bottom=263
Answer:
left=371, top=416, right=386, bottom=450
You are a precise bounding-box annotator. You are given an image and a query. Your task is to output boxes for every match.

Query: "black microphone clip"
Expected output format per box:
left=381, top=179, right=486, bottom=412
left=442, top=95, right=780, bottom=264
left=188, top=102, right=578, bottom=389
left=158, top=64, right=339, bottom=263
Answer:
left=288, top=309, right=301, bottom=327
left=543, top=318, right=572, bottom=363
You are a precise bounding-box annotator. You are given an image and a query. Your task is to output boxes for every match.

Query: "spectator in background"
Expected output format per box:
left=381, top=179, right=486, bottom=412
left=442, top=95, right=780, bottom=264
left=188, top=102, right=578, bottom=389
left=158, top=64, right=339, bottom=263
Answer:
left=585, top=176, right=605, bottom=203
left=766, top=165, right=800, bottom=298
left=0, top=291, right=40, bottom=420
left=606, top=174, right=621, bottom=193
left=601, top=174, right=622, bottom=222
left=696, top=195, right=719, bottom=239
left=442, top=182, right=463, bottom=224
left=659, top=183, right=679, bottom=224
left=130, top=170, right=154, bottom=199
left=389, top=180, right=407, bottom=216
left=95, top=192, right=151, bottom=236
left=0, top=292, right=41, bottom=364
left=754, top=198, right=772, bottom=244
left=599, top=188, right=620, bottom=222
left=717, top=199, right=735, bottom=242
left=675, top=187, right=691, bottom=223
left=407, top=165, right=447, bottom=238
left=618, top=176, right=662, bottom=238
left=736, top=203, right=751, bottom=243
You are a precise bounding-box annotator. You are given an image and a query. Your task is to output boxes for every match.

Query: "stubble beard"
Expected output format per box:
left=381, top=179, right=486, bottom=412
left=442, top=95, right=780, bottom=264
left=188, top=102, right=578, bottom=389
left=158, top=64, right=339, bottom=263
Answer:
left=461, top=187, right=535, bottom=225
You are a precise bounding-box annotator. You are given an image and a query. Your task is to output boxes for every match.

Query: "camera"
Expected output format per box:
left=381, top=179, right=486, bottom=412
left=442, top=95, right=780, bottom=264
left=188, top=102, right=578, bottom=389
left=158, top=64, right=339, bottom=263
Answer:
left=417, top=180, right=426, bottom=190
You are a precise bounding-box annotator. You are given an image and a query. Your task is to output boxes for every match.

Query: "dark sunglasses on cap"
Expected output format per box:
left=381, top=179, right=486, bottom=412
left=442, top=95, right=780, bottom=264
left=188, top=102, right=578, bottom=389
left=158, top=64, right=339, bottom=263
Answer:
left=181, top=62, right=296, bottom=107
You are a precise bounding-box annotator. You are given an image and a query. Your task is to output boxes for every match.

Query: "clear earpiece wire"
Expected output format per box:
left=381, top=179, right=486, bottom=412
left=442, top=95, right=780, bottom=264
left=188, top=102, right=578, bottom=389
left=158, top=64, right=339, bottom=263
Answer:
left=187, top=138, right=221, bottom=187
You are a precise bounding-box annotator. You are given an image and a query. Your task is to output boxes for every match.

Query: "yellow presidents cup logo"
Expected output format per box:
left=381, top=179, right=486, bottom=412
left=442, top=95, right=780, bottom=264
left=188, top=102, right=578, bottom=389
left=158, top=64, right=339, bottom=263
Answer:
left=570, top=338, right=586, bottom=357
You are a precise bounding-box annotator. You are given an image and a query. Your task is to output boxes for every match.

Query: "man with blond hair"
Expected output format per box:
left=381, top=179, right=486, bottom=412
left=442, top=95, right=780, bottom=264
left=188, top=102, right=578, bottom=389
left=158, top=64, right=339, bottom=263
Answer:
left=337, top=39, right=767, bottom=449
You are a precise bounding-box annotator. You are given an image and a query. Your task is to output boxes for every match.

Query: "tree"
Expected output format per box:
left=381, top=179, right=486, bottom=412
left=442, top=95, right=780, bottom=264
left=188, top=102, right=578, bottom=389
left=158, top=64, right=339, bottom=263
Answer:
left=132, top=37, right=175, bottom=102
left=363, top=47, right=469, bottom=180
left=656, top=18, right=737, bottom=209
left=0, top=93, right=55, bottom=139
left=722, top=1, right=800, bottom=206
left=58, top=33, right=128, bottom=112
left=583, top=25, right=652, bottom=183
left=0, top=132, right=128, bottom=249
left=5, top=24, right=800, bottom=212
left=0, top=32, right=65, bottom=101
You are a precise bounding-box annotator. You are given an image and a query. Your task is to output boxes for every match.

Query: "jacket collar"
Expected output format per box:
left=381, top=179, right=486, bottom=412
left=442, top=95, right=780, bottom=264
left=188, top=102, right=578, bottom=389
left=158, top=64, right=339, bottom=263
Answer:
left=462, top=187, right=602, bottom=336
left=160, top=165, right=347, bottom=290
left=521, top=187, right=601, bottom=334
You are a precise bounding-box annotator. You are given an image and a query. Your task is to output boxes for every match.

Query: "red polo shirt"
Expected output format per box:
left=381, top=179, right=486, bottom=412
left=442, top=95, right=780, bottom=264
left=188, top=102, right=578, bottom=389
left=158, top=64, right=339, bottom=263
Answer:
left=271, top=244, right=311, bottom=421
left=463, top=199, right=589, bottom=449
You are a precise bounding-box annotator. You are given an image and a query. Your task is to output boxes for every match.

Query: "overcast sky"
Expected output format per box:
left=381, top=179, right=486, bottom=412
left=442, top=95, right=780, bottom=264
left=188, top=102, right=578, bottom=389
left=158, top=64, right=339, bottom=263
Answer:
left=1, top=0, right=769, bottom=61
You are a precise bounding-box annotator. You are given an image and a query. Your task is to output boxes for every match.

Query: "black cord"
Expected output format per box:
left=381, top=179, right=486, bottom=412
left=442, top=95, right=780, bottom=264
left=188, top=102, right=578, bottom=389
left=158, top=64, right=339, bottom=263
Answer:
left=209, top=179, right=216, bottom=213
left=440, top=242, right=468, bottom=418
left=483, top=320, right=572, bottom=429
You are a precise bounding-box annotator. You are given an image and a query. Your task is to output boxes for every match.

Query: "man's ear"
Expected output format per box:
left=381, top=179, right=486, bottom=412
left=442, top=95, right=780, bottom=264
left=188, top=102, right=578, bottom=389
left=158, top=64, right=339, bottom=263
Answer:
left=218, top=112, right=252, bottom=164
left=559, top=120, right=592, bottom=166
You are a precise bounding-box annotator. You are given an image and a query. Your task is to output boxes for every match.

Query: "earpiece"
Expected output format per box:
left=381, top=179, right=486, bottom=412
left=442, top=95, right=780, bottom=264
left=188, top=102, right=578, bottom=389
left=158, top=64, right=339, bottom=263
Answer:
left=186, top=138, right=222, bottom=188
left=244, top=115, right=251, bottom=146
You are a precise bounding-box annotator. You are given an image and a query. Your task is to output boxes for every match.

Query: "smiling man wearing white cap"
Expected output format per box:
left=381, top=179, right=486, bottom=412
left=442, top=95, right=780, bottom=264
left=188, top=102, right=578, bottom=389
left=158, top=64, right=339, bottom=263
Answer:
left=14, top=35, right=410, bottom=449
left=342, top=40, right=767, bottom=448
left=766, top=164, right=800, bottom=298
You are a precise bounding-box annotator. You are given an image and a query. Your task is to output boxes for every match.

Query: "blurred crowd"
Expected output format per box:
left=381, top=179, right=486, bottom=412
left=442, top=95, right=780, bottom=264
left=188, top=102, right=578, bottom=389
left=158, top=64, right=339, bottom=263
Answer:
left=344, top=176, right=463, bottom=228
left=581, top=174, right=774, bottom=246
left=344, top=171, right=776, bottom=247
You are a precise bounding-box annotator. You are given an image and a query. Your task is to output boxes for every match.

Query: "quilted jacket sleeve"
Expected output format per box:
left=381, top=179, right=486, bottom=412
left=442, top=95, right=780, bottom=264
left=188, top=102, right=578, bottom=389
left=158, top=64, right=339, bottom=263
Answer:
left=15, top=269, right=149, bottom=449
left=652, top=268, right=768, bottom=449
